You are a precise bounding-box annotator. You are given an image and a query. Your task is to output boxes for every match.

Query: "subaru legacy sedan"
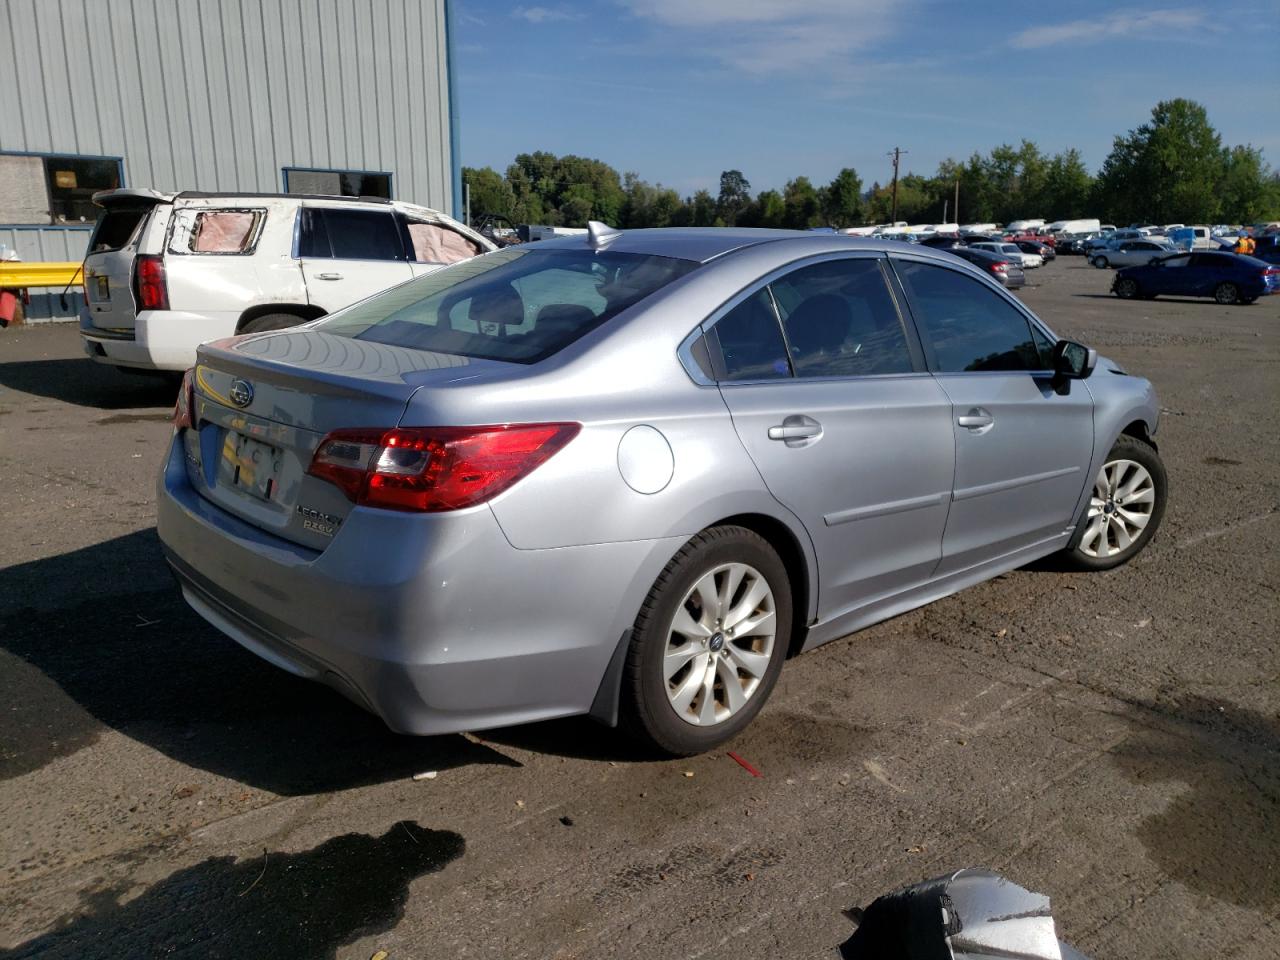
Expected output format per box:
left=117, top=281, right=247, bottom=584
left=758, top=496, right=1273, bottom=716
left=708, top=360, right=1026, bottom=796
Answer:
left=158, top=228, right=1167, bottom=755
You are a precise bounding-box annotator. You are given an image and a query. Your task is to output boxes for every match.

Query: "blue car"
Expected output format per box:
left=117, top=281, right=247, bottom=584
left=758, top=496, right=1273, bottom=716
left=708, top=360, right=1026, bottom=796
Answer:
left=1112, top=250, right=1280, bottom=305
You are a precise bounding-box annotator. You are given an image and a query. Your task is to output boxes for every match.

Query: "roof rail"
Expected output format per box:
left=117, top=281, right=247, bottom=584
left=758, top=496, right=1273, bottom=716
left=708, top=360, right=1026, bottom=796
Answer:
left=173, top=191, right=394, bottom=204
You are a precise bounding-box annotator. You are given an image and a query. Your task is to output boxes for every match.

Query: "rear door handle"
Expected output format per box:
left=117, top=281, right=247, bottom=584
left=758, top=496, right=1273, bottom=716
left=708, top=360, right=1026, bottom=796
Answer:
left=957, top=407, right=994, bottom=429
left=315, top=272, right=344, bottom=281
left=768, top=415, right=823, bottom=447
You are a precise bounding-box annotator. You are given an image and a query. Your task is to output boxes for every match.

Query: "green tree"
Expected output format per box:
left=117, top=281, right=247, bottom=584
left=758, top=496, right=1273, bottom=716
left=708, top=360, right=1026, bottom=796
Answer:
left=462, top=166, right=515, bottom=223
left=1218, top=145, right=1275, bottom=224
left=717, top=170, right=752, bottom=226
left=821, top=167, right=863, bottom=227
left=1041, top=149, right=1094, bottom=219
left=782, top=176, right=822, bottom=229
left=1094, top=98, right=1224, bottom=224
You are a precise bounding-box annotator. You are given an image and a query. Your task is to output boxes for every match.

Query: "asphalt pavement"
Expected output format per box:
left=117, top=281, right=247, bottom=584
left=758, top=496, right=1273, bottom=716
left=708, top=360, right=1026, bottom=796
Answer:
left=1, top=260, right=1277, bottom=959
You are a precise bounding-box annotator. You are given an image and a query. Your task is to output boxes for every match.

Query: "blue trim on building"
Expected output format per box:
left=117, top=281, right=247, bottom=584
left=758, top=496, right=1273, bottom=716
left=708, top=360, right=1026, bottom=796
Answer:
left=443, top=0, right=463, bottom=222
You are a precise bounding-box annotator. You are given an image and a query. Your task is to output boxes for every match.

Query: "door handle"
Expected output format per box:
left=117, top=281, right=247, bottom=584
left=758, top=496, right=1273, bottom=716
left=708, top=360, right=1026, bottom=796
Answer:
left=957, top=408, right=994, bottom=429
left=768, top=415, right=823, bottom=446
left=315, top=272, right=344, bottom=281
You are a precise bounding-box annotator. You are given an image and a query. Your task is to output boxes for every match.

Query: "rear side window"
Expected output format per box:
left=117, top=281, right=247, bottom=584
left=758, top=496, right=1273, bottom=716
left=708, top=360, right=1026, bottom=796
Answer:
left=298, top=207, right=404, bottom=261
left=769, top=259, right=913, bottom=377
left=317, top=247, right=697, bottom=363
left=895, top=260, right=1047, bottom=373
left=707, top=290, right=791, bottom=381
left=168, top=209, right=264, bottom=254
left=89, top=208, right=148, bottom=252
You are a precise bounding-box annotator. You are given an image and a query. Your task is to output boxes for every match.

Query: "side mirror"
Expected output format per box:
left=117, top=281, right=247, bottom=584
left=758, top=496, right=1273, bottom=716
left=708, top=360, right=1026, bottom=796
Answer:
left=1052, top=339, right=1096, bottom=381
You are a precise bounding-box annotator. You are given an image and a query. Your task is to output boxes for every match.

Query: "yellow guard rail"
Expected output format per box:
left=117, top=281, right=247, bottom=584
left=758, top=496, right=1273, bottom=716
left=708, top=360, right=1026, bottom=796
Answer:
left=0, top=262, right=84, bottom=288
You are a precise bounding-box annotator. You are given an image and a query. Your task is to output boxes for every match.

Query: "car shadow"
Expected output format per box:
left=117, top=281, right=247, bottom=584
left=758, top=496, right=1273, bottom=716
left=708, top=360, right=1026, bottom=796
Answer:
left=0, top=821, right=465, bottom=960
left=0, top=357, right=178, bottom=410
left=0, top=530, right=518, bottom=795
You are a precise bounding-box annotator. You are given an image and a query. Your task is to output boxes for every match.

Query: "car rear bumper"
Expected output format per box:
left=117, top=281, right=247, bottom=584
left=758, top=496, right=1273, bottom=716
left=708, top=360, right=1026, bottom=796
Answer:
left=156, top=436, right=682, bottom=735
left=81, top=309, right=238, bottom=371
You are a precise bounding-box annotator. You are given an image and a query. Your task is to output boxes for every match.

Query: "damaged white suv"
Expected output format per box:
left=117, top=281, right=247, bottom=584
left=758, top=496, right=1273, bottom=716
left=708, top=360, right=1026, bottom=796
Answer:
left=79, top=189, right=494, bottom=372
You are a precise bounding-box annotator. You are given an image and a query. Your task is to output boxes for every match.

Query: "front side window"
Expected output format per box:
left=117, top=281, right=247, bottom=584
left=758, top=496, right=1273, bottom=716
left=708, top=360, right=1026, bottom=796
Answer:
left=299, top=208, right=403, bottom=261
left=1160, top=255, right=1192, bottom=269
left=317, top=248, right=698, bottom=364
left=769, top=259, right=913, bottom=377
left=894, top=260, right=1046, bottom=373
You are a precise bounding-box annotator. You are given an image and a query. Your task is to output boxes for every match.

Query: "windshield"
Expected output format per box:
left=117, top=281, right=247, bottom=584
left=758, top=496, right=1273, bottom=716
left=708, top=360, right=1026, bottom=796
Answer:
left=316, top=247, right=698, bottom=363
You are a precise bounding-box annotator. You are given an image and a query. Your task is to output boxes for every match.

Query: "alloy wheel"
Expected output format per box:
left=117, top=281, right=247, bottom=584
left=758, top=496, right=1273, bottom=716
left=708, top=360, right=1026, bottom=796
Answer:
left=1078, top=459, right=1156, bottom=558
left=1215, top=282, right=1239, bottom=305
left=663, top=562, right=776, bottom=726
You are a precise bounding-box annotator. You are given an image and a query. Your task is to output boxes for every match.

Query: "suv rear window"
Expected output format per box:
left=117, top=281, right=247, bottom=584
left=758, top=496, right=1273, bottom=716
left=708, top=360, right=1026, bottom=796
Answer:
left=89, top=208, right=149, bottom=252
left=317, top=248, right=698, bottom=363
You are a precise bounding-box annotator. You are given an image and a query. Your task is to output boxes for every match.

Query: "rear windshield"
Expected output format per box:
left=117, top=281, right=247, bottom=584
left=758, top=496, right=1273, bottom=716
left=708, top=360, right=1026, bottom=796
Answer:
left=89, top=208, right=150, bottom=252
left=316, top=247, right=698, bottom=363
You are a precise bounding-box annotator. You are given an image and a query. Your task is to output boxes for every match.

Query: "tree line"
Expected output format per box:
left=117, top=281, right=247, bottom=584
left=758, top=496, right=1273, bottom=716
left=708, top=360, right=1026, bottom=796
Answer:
left=463, top=100, right=1280, bottom=231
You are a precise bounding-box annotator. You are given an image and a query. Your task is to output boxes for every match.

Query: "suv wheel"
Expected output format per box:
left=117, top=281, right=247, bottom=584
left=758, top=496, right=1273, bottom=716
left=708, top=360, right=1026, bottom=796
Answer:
left=239, top=312, right=311, bottom=334
left=620, top=526, right=791, bottom=756
left=1214, top=282, right=1240, bottom=305
left=1065, top=435, right=1167, bottom=571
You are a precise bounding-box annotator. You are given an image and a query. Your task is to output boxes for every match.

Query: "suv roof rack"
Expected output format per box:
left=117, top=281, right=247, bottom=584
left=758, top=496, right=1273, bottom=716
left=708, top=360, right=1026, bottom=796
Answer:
left=173, top=191, right=394, bottom=204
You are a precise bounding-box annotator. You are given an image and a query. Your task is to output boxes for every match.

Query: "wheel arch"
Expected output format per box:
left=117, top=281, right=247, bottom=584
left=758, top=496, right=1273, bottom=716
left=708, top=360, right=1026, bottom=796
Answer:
left=235, top=302, right=326, bottom=333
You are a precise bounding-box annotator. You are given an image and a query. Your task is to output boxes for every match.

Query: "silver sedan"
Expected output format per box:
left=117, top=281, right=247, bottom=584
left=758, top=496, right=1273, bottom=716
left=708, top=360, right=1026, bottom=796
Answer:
left=158, top=227, right=1167, bottom=755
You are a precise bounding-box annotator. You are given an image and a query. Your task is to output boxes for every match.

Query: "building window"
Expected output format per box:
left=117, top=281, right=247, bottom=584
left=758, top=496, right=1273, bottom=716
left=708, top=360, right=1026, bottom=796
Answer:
left=0, top=152, right=123, bottom=225
left=283, top=167, right=392, bottom=200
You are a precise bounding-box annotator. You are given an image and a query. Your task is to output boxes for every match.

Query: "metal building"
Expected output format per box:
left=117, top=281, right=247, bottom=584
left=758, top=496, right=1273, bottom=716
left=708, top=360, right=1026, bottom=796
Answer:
left=0, top=0, right=460, bottom=319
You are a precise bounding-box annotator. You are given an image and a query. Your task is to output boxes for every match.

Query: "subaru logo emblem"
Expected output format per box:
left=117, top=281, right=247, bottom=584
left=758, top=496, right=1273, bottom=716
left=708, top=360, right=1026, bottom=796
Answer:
left=229, top=379, right=254, bottom=408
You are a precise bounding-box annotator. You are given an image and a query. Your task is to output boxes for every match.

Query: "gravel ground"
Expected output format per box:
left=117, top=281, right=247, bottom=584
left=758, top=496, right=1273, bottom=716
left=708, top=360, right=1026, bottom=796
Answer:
left=1, top=260, right=1277, bottom=959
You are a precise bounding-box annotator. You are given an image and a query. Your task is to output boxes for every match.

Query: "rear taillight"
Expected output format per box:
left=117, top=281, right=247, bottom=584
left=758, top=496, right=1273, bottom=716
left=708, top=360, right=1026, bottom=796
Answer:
left=172, top=368, right=195, bottom=431
left=308, top=423, right=581, bottom=512
left=990, top=261, right=1009, bottom=273
left=134, top=254, right=169, bottom=310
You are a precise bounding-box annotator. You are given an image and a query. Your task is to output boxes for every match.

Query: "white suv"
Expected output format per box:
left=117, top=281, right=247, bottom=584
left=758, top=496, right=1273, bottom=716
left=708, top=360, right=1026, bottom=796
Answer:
left=79, top=189, right=494, bottom=372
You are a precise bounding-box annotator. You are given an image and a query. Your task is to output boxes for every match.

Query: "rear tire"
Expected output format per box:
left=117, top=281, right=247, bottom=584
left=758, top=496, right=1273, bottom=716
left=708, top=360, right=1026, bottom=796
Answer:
left=1092, top=256, right=1109, bottom=269
left=619, top=526, right=792, bottom=756
left=1063, top=435, right=1167, bottom=571
left=1214, top=282, right=1240, bottom=305
left=239, top=312, right=311, bottom=334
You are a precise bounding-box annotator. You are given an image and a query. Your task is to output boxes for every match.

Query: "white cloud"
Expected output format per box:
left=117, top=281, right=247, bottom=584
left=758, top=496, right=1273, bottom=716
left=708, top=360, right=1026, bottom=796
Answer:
left=1011, top=9, right=1205, bottom=49
left=617, top=0, right=901, bottom=77
left=513, top=5, right=581, bottom=24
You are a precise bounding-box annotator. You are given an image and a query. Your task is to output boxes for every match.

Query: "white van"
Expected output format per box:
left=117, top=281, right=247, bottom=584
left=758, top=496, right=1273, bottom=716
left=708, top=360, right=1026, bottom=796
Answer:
left=1046, top=219, right=1101, bottom=236
left=79, top=189, right=494, bottom=372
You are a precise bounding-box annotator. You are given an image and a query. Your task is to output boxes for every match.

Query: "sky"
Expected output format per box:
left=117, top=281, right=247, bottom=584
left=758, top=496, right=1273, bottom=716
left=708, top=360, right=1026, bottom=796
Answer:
left=453, top=0, right=1280, bottom=197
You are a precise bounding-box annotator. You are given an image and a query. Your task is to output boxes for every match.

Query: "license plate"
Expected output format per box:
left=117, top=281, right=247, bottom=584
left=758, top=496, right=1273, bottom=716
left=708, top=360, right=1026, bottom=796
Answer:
left=225, top=434, right=283, bottom=501
left=95, top=276, right=109, bottom=300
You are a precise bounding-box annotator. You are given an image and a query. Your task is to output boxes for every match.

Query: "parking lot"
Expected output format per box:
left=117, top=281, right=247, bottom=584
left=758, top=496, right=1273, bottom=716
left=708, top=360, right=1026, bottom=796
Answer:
left=1, top=260, right=1277, bottom=959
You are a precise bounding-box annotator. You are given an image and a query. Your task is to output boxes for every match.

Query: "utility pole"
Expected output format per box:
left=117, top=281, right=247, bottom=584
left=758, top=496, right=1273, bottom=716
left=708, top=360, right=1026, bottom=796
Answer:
left=464, top=180, right=472, bottom=227
left=954, top=179, right=960, bottom=226
left=887, top=147, right=907, bottom=223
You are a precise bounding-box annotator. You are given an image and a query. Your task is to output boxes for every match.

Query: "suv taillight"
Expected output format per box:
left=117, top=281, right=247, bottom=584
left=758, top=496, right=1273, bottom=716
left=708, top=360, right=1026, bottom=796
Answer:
left=134, top=254, right=169, bottom=310
left=307, top=423, right=581, bottom=512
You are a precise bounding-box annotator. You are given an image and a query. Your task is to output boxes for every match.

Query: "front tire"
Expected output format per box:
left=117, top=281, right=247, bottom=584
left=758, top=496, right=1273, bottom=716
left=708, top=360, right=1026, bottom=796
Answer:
left=620, top=526, right=792, bottom=756
left=1092, top=256, right=1109, bottom=269
left=1064, top=435, right=1167, bottom=571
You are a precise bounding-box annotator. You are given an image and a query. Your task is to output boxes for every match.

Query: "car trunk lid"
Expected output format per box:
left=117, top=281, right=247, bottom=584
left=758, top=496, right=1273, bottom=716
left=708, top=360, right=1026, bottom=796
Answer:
left=184, top=330, right=508, bottom=550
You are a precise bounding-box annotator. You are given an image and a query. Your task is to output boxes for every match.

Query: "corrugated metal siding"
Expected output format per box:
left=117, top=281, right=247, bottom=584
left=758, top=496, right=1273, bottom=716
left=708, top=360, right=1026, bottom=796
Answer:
left=0, top=0, right=454, bottom=208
